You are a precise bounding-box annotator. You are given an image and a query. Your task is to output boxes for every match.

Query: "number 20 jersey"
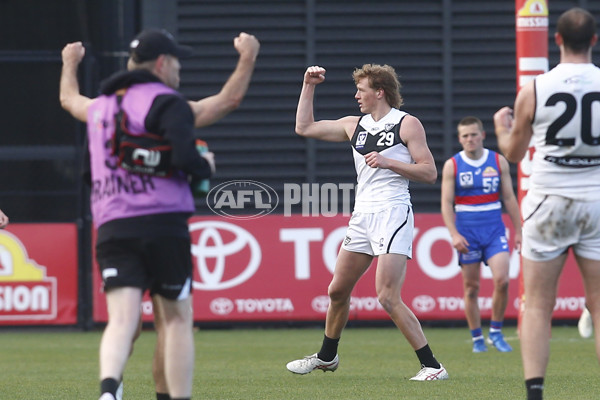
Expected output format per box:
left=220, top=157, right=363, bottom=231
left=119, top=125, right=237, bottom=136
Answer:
left=350, top=108, right=412, bottom=213
left=532, top=63, right=600, bottom=200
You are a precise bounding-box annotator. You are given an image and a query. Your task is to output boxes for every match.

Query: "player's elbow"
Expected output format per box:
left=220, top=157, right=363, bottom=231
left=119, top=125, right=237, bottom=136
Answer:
left=501, top=148, right=524, bottom=164
left=60, top=96, right=80, bottom=120
left=59, top=94, right=71, bottom=112
left=505, top=153, right=523, bottom=164
left=425, top=174, right=437, bottom=185
left=295, top=124, right=309, bottom=137
left=226, top=93, right=244, bottom=110
left=216, top=96, right=243, bottom=116
left=498, top=142, right=527, bottom=164
left=423, top=167, right=438, bottom=184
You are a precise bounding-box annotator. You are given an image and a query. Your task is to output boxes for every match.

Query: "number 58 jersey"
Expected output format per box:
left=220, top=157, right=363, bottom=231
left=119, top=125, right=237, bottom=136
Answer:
left=532, top=63, right=600, bottom=200
left=452, top=149, right=503, bottom=226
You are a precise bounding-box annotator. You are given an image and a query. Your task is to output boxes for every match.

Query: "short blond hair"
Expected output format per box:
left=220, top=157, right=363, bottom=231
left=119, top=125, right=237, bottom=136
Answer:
left=352, top=64, right=403, bottom=108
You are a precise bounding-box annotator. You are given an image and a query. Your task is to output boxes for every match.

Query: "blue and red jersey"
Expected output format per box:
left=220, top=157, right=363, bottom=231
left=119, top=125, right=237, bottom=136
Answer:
left=452, top=149, right=503, bottom=227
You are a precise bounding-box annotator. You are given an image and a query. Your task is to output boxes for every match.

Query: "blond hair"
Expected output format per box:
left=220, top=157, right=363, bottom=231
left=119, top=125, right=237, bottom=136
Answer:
left=352, top=64, right=403, bottom=108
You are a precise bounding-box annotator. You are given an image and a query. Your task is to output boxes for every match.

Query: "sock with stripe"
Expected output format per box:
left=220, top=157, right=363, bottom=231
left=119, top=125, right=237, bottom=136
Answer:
left=490, top=320, right=503, bottom=335
left=470, top=327, right=484, bottom=342
left=525, top=377, right=544, bottom=400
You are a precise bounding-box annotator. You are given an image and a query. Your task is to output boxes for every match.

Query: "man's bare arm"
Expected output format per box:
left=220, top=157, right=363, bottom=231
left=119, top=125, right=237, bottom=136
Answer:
left=189, top=33, right=260, bottom=128
left=494, top=81, right=535, bottom=163
left=295, top=66, right=354, bottom=142
left=60, top=42, right=95, bottom=122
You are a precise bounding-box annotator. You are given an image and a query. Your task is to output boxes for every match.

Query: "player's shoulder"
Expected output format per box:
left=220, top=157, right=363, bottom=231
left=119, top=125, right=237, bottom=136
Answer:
left=340, top=115, right=361, bottom=130
left=442, top=157, right=456, bottom=173
left=398, top=114, right=425, bottom=138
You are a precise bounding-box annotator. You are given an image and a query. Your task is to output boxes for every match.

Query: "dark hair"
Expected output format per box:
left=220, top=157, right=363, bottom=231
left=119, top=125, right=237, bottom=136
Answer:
left=352, top=64, right=403, bottom=108
left=557, top=7, right=597, bottom=53
left=457, top=116, right=483, bottom=132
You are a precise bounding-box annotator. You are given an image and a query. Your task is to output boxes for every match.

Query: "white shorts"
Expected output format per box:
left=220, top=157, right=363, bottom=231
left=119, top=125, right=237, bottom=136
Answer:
left=521, top=192, right=600, bottom=261
left=342, top=204, right=413, bottom=257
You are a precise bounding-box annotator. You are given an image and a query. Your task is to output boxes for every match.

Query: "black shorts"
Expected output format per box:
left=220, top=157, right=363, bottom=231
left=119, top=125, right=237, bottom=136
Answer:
left=96, top=236, right=193, bottom=300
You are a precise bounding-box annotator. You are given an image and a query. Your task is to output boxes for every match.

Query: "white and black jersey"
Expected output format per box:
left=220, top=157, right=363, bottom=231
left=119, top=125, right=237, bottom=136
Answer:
left=350, top=108, right=412, bottom=213
left=532, top=63, right=600, bottom=201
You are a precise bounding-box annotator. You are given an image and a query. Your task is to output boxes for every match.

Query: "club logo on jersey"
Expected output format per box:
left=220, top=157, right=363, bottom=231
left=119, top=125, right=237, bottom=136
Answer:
left=564, top=75, right=592, bottom=86
left=482, top=166, right=499, bottom=178
left=459, top=171, right=474, bottom=188
left=355, top=131, right=368, bottom=149
left=384, top=123, right=395, bottom=132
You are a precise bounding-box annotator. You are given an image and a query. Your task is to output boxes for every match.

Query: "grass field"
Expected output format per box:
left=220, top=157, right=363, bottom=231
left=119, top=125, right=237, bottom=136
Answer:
left=1, top=325, right=598, bottom=399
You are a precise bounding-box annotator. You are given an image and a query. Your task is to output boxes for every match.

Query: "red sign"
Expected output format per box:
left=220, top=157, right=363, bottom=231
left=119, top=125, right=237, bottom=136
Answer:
left=0, top=224, right=78, bottom=325
left=515, top=0, right=549, bottom=326
left=92, top=214, right=585, bottom=323
left=515, top=0, right=548, bottom=202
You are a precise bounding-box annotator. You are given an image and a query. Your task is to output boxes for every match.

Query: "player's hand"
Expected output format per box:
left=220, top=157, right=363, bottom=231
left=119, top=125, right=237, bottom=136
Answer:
left=234, top=32, right=260, bottom=61
left=62, top=42, right=86, bottom=67
left=0, top=209, right=8, bottom=229
left=493, top=106, right=514, bottom=134
left=364, top=151, right=390, bottom=169
left=513, top=230, right=522, bottom=253
left=451, top=233, right=470, bottom=254
left=304, top=66, right=326, bottom=85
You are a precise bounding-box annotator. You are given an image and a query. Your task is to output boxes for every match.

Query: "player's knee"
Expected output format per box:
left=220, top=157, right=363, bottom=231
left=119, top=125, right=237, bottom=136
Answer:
left=327, top=284, right=351, bottom=304
left=464, top=282, right=479, bottom=299
left=376, top=291, right=401, bottom=313
left=494, top=277, right=509, bottom=293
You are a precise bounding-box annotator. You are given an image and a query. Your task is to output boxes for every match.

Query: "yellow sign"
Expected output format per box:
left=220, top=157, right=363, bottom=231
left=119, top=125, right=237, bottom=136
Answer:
left=517, top=0, right=548, bottom=17
left=0, top=231, right=45, bottom=282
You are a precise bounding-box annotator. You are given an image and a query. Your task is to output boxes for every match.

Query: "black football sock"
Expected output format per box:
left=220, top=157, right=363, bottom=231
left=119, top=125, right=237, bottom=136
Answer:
left=100, top=377, right=119, bottom=397
left=525, top=377, right=544, bottom=400
left=317, top=334, right=340, bottom=362
left=415, top=344, right=441, bottom=369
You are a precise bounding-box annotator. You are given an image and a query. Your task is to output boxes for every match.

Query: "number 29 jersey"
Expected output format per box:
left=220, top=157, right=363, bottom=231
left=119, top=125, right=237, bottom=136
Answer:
left=350, top=108, right=412, bottom=213
left=532, top=63, right=600, bottom=200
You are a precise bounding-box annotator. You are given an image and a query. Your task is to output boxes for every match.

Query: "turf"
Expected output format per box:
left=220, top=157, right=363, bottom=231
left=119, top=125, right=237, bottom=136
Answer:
left=1, top=325, right=598, bottom=399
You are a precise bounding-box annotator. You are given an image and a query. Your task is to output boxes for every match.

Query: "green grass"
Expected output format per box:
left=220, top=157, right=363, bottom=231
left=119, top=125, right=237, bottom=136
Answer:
left=0, top=325, right=598, bottom=399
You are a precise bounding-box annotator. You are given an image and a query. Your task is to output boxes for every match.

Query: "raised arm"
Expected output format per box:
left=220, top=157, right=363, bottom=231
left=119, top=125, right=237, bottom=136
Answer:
left=498, top=155, right=522, bottom=250
left=60, top=42, right=95, bottom=122
left=188, top=32, right=260, bottom=128
left=295, top=66, right=356, bottom=142
left=493, top=80, right=535, bottom=163
left=364, top=115, right=437, bottom=183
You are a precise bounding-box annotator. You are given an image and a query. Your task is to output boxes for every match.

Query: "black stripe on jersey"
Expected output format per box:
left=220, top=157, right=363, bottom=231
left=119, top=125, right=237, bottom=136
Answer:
left=350, top=114, right=407, bottom=155
left=386, top=205, right=411, bottom=253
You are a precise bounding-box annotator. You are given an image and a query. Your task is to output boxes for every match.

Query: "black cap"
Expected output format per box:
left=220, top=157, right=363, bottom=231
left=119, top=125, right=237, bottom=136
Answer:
left=129, top=29, right=193, bottom=62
